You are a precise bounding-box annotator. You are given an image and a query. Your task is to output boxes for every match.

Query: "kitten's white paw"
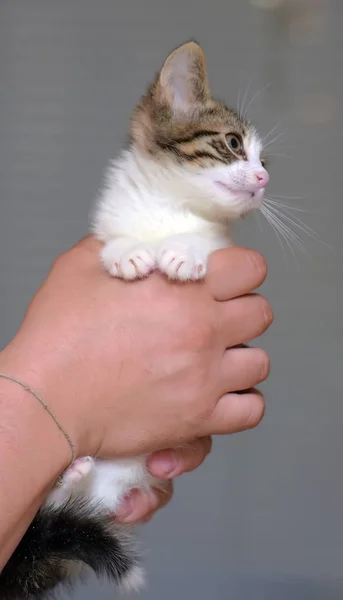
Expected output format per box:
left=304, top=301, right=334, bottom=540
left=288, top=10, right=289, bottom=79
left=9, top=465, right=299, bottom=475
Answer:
left=157, top=244, right=207, bottom=281
left=61, top=456, right=94, bottom=486
left=101, top=242, right=156, bottom=280
left=119, top=565, right=146, bottom=593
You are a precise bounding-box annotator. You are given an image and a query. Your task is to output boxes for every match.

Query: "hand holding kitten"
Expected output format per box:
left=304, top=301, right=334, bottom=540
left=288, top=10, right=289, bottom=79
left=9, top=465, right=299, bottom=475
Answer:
left=0, top=234, right=271, bottom=595
left=3, top=235, right=270, bottom=461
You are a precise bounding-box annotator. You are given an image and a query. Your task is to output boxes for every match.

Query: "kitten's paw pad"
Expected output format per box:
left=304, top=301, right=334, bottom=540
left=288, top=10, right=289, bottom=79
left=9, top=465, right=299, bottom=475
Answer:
left=158, top=246, right=207, bottom=281
left=119, top=565, right=146, bottom=593
left=61, top=456, right=94, bottom=485
left=102, top=245, right=156, bottom=280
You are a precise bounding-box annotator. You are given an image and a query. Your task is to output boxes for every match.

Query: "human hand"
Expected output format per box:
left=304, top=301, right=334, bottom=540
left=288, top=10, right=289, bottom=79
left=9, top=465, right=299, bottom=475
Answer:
left=116, top=437, right=212, bottom=523
left=1, top=235, right=272, bottom=464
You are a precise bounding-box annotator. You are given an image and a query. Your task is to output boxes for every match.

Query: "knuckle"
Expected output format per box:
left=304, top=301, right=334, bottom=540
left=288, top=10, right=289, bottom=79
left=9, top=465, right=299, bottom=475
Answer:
left=183, top=399, right=212, bottom=435
left=192, top=392, right=214, bottom=421
left=51, top=248, right=76, bottom=272
left=175, top=375, right=215, bottom=437
left=51, top=253, right=65, bottom=271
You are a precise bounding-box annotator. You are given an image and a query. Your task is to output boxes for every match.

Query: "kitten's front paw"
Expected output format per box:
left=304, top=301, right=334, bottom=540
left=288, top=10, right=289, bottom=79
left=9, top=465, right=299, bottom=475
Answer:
left=101, top=243, right=156, bottom=280
left=157, top=243, right=207, bottom=281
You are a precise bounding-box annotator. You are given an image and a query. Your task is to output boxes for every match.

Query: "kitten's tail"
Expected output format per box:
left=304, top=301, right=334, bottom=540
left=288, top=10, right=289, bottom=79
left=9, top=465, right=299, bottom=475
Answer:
left=0, top=499, right=144, bottom=600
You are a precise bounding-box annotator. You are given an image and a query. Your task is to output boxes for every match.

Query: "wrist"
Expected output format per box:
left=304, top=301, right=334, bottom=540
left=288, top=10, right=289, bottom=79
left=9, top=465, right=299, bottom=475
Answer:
left=0, top=344, right=81, bottom=567
left=0, top=339, right=78, bottom=478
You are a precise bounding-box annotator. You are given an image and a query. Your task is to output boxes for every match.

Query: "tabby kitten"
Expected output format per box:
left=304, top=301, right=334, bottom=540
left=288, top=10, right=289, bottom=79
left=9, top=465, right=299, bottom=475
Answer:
left=0, top=41, right=269, bottom=599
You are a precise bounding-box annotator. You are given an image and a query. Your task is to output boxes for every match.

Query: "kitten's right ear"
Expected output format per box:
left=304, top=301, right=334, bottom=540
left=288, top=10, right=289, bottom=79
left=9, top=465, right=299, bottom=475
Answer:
left=154, top=41, right=211, bottom=115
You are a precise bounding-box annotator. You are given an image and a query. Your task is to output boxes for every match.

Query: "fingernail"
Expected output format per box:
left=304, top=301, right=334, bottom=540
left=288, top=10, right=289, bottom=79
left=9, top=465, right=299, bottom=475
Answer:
left=249, top=251, right=267, bottom=280
left=149, top=450, right=177, bottom=478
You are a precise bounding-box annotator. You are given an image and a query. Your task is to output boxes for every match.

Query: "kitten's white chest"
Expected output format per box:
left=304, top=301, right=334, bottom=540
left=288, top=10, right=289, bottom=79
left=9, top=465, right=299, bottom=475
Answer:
left=95, top=179, right=209, bottom=244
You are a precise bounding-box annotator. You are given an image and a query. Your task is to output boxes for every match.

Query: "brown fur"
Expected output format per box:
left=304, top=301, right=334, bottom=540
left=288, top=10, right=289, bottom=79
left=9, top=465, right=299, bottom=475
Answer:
left=130, top=41, right=255, bottom=168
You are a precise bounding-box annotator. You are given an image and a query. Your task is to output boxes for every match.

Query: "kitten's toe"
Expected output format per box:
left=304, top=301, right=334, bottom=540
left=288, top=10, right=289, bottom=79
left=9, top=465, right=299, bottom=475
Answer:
left=101, top=244, right=156, bottom=280
left=122, top=246, right=156, bottom=279
left=61, top=456, right=94, bottom=485
left=158, top=247, right=207, bottom=281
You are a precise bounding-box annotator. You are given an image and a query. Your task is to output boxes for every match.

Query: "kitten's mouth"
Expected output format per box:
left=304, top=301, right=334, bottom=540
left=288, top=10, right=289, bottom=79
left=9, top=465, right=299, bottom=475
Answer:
left=215, top=182, right=263, bottom=205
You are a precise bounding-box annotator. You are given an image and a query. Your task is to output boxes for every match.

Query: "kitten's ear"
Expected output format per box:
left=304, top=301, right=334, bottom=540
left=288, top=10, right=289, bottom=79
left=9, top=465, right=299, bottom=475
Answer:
left=155, top=41, right=211, bottom=114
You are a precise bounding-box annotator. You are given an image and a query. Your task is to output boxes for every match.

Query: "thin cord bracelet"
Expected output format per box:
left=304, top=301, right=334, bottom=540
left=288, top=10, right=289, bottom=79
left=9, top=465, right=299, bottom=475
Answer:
left=0, top=372, right=76, bottom=483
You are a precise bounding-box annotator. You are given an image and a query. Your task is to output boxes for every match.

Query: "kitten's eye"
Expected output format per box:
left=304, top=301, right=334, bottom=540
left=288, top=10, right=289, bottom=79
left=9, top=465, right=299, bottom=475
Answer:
left=260, top=158, right=266, bottom=168
left=225, top=134, right=243, bottom=154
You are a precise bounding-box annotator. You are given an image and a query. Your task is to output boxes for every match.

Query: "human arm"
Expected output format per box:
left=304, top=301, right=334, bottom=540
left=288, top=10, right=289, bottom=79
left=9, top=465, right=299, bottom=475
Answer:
left=0, top=235, right=272, bottom=565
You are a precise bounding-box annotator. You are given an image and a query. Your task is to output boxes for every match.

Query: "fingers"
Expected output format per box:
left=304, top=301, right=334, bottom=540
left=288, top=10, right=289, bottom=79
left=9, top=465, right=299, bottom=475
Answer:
left=115, top=437, right=213, bottom=524
left=115, top=482, right=173, bottom=524
left=220, top=347, right=270, bottom=394
left=146, top=436, right=212, bottom=479
left=218, top=293, right=273, bottom=348
left=198, top=389, right=266, bottom=437
left=207, top=247, right=267, bottom=301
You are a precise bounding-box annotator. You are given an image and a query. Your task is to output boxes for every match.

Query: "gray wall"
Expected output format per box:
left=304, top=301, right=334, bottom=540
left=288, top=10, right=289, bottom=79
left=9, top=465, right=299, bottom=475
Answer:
left=1, top=1, right=342, bottom=598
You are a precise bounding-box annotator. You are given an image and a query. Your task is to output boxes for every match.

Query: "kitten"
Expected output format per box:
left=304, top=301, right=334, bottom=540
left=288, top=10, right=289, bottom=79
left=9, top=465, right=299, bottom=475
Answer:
left=0, top=41, right=269, bottom=599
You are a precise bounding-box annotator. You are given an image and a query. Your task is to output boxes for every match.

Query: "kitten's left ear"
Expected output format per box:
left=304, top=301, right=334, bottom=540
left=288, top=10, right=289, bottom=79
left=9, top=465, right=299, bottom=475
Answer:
left=155, top=41, right=211, bottom=114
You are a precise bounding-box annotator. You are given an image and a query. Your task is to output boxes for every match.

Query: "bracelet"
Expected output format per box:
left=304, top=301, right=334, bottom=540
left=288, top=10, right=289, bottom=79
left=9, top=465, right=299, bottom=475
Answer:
left=0, top=372, right=76, bottom=482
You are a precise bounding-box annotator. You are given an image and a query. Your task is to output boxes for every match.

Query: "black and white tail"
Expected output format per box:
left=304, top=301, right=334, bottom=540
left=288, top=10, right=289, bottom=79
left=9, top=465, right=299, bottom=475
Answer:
left=0, top=499, right=144, bottom=600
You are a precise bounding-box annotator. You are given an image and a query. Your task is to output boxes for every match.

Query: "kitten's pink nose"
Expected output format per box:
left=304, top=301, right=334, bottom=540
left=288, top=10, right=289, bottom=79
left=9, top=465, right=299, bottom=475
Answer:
left=254, top=169, right=269, bottom=189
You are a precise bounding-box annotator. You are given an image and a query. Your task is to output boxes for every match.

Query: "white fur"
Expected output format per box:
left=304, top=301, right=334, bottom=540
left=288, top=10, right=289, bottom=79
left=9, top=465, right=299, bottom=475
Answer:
left=43, top=130, right=267, bottom=591
left=46, top=455, right=160, bottom=512
left=92, top=135, right=267, bottom=282
left=119, top=565, right=146, bottom=594
left=46, top=129, right=267, bottom=517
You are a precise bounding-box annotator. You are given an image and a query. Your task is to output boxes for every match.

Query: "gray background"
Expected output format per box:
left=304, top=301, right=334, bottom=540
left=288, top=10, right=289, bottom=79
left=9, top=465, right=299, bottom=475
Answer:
left=0, top=0, right=342, bottom=598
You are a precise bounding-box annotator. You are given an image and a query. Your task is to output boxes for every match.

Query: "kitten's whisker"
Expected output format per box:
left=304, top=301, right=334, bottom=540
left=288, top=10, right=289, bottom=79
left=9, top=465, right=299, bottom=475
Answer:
left=240, top=80, right=252, bottom=120
left=268, top=194, right=305, bottom=201
left=263, top=132, right=284, bottom=149
left=243, top=82, right=272, bottom=119
left=237, top=76, right=244, bottom=119
left=264, top=201, right=331, bottom=249
left=265, top=202, right=316, bottom=237
left=260, top=205, right=294, bottom=265
left=262, top=204, right=305, bottom=244
left=261, top=204, right=307, bottom=263
left=264, top=209, right=309, bottom=259
left=263, top=216, right=303, bottom=269
left=265, top=199, right=310, bottom=213
left=261, top=118, right=285, bottom=144
left=266, top=197, right=328, bottom=219
left=237, top=89, right=241, bottom=118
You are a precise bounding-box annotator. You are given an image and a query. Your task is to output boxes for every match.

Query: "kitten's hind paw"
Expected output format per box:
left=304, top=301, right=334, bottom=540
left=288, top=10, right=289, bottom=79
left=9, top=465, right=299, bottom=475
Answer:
left=101, top=241, right=156, bottom=280
left=61, top=456, right=94, bottom=486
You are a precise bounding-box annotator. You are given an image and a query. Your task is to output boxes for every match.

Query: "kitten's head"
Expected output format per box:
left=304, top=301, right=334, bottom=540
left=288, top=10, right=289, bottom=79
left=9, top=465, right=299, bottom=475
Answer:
left=131, top=41, right=269, bottom=220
